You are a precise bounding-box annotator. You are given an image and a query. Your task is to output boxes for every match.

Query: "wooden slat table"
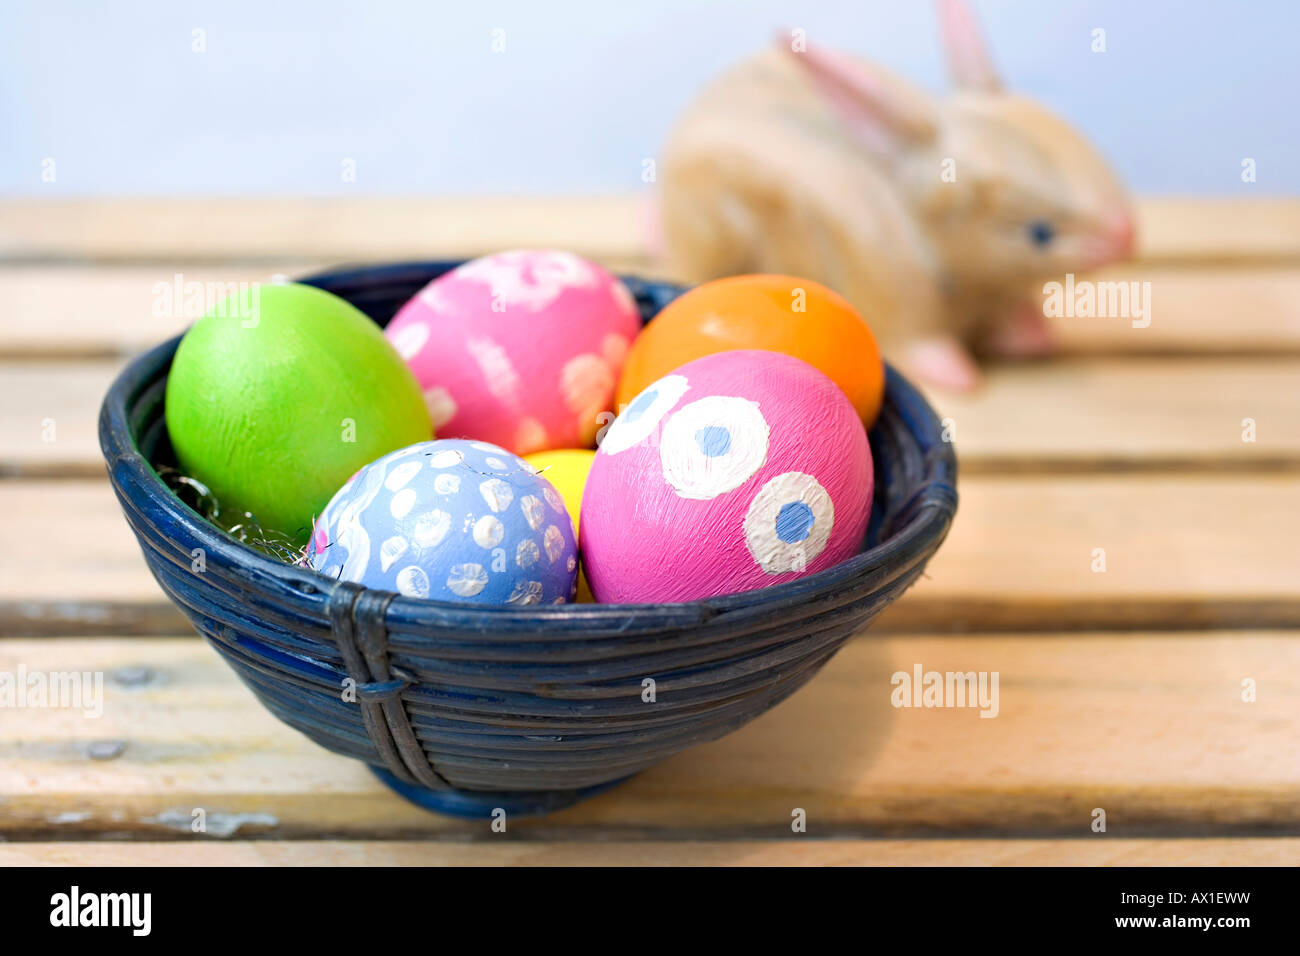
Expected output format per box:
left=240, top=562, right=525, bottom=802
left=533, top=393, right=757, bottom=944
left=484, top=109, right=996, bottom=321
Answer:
left=1, top=197, right=1297, bottom=866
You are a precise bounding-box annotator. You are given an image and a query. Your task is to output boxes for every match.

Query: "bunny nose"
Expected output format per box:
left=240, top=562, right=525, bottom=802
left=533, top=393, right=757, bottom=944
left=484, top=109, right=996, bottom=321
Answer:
left=1109, top=211, right=1136, bottom=258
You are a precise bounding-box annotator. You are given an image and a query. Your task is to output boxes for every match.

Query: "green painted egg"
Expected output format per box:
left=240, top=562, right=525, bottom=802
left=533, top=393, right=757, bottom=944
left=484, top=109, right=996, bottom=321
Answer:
left=164, top=282, right=432, bottom=544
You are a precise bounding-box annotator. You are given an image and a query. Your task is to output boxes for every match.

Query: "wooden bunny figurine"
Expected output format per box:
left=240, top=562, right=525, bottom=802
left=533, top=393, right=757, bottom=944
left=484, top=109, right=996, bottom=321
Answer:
left=660, top=0, right=1135, bottom=389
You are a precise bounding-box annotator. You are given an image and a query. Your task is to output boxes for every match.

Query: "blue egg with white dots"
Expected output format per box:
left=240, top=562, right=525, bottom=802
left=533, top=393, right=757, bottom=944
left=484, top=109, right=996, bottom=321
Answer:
left=306, top=439, right=578, bottom=605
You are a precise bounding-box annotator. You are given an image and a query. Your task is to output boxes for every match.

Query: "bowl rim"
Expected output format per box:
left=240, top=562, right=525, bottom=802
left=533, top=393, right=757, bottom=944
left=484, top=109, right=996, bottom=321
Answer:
left=99, top=268, right=957, bottom=627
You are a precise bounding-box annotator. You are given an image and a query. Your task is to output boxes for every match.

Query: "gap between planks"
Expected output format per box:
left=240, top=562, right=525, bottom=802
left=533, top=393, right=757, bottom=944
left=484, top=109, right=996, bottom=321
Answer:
left=2, top=838, right=1296, bottom=866
left=0, top=634, right=1296, bottom=841
left=3, top=473, right=1298, bottom=636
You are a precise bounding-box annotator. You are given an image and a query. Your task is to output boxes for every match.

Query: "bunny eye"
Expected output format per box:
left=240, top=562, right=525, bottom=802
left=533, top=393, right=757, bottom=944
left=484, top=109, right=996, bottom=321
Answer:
left=1027, top=220, right=1056, bottom=248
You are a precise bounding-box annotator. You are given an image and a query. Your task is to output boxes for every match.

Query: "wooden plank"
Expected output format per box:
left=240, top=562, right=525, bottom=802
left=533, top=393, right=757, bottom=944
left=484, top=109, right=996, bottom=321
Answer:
left=3, top=474, right=1298, bottom=636
left=0, top=260, right=655, bottom=360
left=1, top=838, right=1295, bottom=867
left=6, top=264, right=1300, bottom=360
left=924, top=357, right=1300, bottom=474
left=0, top=264, right=321, bottom=358
left=0, top=360, right=117, bottom=478
left=0, top=197, right=652, bottom=265
left=1045, top=266, right=1300, bottom=354
left=1, top=634, right=1296, bottom=839
left=877, top=472, right=1300, bottom=632
left=1137, top=197, right=1300, bottom=265
left=0, top=482, right=187, bottom=635
left=6, top=357, right=1300, bottom=479
left=1, top=198, right=1297, bottom=266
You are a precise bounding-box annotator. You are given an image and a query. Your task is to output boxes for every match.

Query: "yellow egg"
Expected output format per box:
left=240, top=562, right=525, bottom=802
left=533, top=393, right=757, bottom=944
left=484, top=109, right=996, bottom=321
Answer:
left=524, top=449, right=596, bottom=602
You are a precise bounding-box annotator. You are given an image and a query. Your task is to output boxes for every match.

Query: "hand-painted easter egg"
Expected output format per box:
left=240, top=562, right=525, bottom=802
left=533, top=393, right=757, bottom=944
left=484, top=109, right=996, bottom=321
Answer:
left=616, top=274, right=886, bottom=427
left=307, top=439, right=578, bottom=605
left=523, top=448, right=596, bottom=602
left=581, top=350, right=873, bottom=604
left=385, top=250, right=642, bottom=454
left=165, top=282, right=431, bottom=544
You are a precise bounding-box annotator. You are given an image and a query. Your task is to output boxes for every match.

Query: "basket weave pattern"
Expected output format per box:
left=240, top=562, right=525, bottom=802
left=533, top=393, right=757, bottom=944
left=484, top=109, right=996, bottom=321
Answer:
left=99, top=263, right=957, bottom=799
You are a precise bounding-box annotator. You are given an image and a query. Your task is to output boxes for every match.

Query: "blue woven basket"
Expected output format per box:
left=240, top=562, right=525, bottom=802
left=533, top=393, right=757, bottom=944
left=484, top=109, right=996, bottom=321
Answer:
left=98, top=261, right=957, bottom=818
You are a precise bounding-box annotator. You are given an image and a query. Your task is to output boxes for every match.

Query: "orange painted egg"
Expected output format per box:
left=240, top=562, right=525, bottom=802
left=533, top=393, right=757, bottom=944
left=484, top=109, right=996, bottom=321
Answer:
left=616, top=274, right=886, bottom=427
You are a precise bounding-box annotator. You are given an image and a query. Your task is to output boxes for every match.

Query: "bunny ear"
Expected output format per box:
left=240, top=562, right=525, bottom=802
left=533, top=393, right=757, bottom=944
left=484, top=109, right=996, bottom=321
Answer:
left=937, top=0, right=1002, bottom=91
left=777, top=35, right=937, bottom=151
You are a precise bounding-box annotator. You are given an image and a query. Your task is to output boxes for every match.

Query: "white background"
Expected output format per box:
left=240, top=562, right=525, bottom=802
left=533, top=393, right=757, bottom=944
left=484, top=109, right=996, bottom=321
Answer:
left=2, top=0, right=1294, bottom=195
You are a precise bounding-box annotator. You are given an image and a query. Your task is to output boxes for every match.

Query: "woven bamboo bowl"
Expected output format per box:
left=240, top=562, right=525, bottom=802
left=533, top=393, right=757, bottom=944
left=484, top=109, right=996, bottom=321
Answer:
left=99, top=261, right=958, bottom=817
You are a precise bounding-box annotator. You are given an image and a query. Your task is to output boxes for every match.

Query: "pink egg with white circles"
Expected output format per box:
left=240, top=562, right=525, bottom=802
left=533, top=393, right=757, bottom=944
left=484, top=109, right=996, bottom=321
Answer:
left=385, top=250, right=643, bottom=454
left=580, top=349, right=874, bottom=604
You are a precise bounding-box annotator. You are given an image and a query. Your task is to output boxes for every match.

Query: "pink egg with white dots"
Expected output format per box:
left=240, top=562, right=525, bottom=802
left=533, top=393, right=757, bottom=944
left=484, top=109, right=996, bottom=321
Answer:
left=385, top=250, right=642, bottom=454
left=580, top=350, right=874, bottom=604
